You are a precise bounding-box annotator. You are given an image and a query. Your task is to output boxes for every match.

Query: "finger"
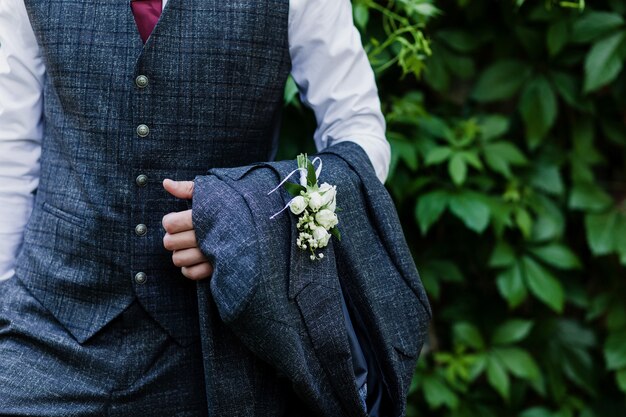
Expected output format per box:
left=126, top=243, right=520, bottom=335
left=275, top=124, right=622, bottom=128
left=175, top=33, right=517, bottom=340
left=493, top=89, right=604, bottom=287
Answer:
left=163, top=230, right=197, bottom=251
left=163, top=179, right=194, bottom=199
left=171, top=248, right=208, bottom=268
left=181, top=262, right=214, bottom=281
left=162, top=209, right=193, bottom=234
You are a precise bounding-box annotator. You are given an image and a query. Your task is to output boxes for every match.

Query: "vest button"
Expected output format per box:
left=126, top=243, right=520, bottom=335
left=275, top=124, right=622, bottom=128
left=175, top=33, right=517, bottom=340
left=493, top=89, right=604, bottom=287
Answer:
left=135, top=223, right=147, bottom=236
left=134, top=272, right=147, bottom=284
left=135, top=75, right=149, bottom=88
left=136, top=174, right=148, bottom=187
left=137, top=124, right=149, bottom=137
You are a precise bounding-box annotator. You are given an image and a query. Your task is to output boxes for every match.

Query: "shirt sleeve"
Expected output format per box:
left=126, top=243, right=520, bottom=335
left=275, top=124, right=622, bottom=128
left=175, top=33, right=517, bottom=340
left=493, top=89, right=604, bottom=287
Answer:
left=0, top=0, right=44, bottom=280
left=288, top=0, right=390, bottom=183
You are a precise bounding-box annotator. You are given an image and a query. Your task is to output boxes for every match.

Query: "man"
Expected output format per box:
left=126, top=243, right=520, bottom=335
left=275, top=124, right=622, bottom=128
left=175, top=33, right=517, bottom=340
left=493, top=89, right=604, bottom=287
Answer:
left=0, top=0, right=390, bottom=414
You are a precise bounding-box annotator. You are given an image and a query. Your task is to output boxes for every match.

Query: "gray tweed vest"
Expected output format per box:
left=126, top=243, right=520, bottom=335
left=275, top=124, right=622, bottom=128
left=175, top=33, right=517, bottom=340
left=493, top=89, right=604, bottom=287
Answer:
left=16, top=0, right=291, bottom=345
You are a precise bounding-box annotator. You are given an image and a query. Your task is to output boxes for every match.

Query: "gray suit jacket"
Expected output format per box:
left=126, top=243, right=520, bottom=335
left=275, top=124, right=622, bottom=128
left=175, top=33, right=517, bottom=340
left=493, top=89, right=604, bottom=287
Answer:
left=192, top=142, right=432, bottom=417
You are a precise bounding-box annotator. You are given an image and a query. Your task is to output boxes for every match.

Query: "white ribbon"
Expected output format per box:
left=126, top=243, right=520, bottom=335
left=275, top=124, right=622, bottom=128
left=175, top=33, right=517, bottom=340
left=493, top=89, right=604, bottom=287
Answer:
left=268, top=156, right=324, bottom=220
left=269, top=201, right=294, bottom=220
left=267, top=167, right=306, bottom=196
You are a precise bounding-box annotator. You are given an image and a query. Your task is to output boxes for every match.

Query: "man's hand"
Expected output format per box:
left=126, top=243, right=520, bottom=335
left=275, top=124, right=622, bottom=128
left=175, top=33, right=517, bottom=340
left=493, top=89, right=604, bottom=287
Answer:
left=162, top=179, right=213, bottom=280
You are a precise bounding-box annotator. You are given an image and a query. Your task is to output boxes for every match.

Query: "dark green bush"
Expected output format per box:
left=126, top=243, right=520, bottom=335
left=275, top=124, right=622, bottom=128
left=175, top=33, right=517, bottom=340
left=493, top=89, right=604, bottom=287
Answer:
left=279, top=0, right=626, bottom=415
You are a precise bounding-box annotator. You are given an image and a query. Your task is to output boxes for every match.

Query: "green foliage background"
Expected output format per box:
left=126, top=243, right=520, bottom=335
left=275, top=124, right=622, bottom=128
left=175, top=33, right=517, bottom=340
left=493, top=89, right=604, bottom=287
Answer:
left=278, top=0, right=626, bottom=415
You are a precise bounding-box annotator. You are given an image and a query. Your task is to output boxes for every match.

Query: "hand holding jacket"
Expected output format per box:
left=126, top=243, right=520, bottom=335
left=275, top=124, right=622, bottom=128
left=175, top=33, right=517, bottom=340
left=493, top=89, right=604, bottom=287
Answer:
left=192, top=142, right=432, bottom=417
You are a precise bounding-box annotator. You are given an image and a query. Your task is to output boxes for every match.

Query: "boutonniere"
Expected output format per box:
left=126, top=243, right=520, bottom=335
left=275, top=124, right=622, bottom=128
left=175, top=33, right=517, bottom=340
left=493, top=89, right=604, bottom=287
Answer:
left=269, top=154, right=340, bottom=261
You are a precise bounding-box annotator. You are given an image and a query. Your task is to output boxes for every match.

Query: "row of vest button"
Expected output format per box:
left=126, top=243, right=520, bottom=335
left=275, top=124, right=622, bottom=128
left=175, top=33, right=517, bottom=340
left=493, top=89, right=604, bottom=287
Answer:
left=134, top=74, right=150, bottom=286
left=136, top=76, right=150, bottom=138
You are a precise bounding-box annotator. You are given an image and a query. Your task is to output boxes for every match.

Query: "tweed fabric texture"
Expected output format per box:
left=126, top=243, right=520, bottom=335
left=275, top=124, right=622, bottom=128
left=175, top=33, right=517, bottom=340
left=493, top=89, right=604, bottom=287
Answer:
left=15, top=0, right=291, bottom=344
left=0, top=278, right=207, bottom=415
left=192, top=141, right=432, bottom=417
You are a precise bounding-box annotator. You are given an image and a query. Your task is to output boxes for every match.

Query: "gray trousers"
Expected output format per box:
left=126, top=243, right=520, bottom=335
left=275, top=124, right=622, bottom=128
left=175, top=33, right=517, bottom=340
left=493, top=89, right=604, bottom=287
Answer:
left=0, top=277, right=208, bottom=416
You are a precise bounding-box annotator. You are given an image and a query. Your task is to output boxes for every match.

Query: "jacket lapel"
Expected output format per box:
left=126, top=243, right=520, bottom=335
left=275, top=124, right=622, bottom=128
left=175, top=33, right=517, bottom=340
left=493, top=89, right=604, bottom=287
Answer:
left=289, top=218, right=366, bottom=417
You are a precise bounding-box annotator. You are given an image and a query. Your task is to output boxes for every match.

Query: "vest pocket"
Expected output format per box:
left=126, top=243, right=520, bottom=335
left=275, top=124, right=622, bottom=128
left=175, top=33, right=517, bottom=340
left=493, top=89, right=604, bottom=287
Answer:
left=42, top=202, right=85, bottom=229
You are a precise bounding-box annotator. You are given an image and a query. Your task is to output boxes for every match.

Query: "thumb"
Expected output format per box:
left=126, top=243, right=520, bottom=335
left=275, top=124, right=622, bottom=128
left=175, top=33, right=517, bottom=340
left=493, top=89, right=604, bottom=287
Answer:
left=163, top=179, right=194, bottom=199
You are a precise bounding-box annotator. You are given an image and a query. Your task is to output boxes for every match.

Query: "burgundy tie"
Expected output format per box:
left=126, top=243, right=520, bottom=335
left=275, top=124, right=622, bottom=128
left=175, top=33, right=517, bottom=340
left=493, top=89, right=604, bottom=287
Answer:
left=131, top=0, right=163, bottom=44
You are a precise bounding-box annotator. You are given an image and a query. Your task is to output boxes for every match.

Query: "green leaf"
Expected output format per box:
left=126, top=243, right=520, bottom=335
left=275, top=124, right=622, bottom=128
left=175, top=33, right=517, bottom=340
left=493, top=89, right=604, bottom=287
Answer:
left=472, top=60, right=532, bottom=102
left=453, top=322, right=485, bottom=350
left=485, top=142, right=528, bottom=165
left=284, top=182, right=306, bottom=197
left=283, top=76, right=300, bottom=107
left=424, top=45, right=451, bottom=92
left=529, top=244, right=582, bottom=270
left=605, top=329, right=626, bottom=370
left=449, top=153, right=468, bottom=185
left=495, top=347, right=541, bottom=381
left=448, top=192, right=490, bottom=233
left=416, top=190, right=448, bottom=235
left=390, top=137, right=418, bottom=171
left=329, top=227, right=341, bottom=241
left=530, top=165, right=564, bottom=195
left=550, top=71, right=580, bottom=108
left=515, top=208, right=533, bottom=239
left=497, top=264, right=528, bottom=308
left=522, top=256, right=564, bottom=313
left=425, top=146, right=453, bottom=165
left=480, top=115, right=510, bottom=141
left=520, top=407, right=555, bottom=417
left=584, top=31, right=626, bottom=93
left=617, top=218, right=626, bottom=266
left=531, top=195, right=565, bottom=242
left=561, top=345, right=596, bottom=395
left=585, top=211, right=618, bottom=256
left=460, top=151, right=483, bottom=170
left=437, top=29, right=483, bottom=52
left=601, top=118, right=626, bottom=145
left=489, top=241, right=516, bottom=268
left=571, top=11, right=624, bottom=44
left=306, top=159, right=317, bottom=187
left=569, top=182, right=613, bottom=211
left=422, top=375, right=459, bottom=409
left=547, top=20, right=568, bottom=56
left=486, top=356, right=510, bottom=399
left=420, top=116, right=454, bottom=141
left=617, top=368, right=626, bottom=392
left=519, top=76, right=558, bottom=147
left=492, top=320, right=534, bottom=345
left=353, top=3, right=369, bottom=29
left=443, top=50, right=475, bottom=79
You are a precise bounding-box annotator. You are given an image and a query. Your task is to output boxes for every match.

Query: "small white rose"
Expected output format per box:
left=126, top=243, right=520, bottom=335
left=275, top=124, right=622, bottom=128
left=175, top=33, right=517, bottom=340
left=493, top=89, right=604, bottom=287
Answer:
left=289, top=196, right=307, bottom=215
left=308, top=192, right=323, bottom=211
left=319, top=182, right=333, bottom=193
left=320, top=185, right=336, bottom=208
left=315, top=209, right=338, bottom=230
left=326, top=197, right=336, bottom=212
left=312, top=227, right=331, bottom=248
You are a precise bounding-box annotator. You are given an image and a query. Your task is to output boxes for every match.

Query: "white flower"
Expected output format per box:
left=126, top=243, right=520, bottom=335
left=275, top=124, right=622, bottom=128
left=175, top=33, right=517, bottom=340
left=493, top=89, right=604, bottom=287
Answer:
left=289, top=196, right=307, bottom=215
left=320, top=185, right=336, bottom=208
left=319, top=182, right=333, bottom=192
left=308, top=192, right=323, bottom=211
left=313, top=226, right=331, bottom=248
left=315, top=209, right=338, bottom=230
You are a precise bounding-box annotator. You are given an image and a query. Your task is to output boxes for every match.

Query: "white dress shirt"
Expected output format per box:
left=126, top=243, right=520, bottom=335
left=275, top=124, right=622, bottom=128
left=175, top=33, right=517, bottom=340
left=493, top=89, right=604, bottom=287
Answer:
left=0, top=0, right=390, bottom=280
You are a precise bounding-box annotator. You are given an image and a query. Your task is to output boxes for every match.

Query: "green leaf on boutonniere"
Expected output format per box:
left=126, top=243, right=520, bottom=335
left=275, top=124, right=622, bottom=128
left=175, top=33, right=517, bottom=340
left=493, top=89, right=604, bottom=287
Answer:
left=306, top=160, right=317, bottom=187
left=330, top=227, right=341, bottom=241
left=284, top=182, right=306, bottom=197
